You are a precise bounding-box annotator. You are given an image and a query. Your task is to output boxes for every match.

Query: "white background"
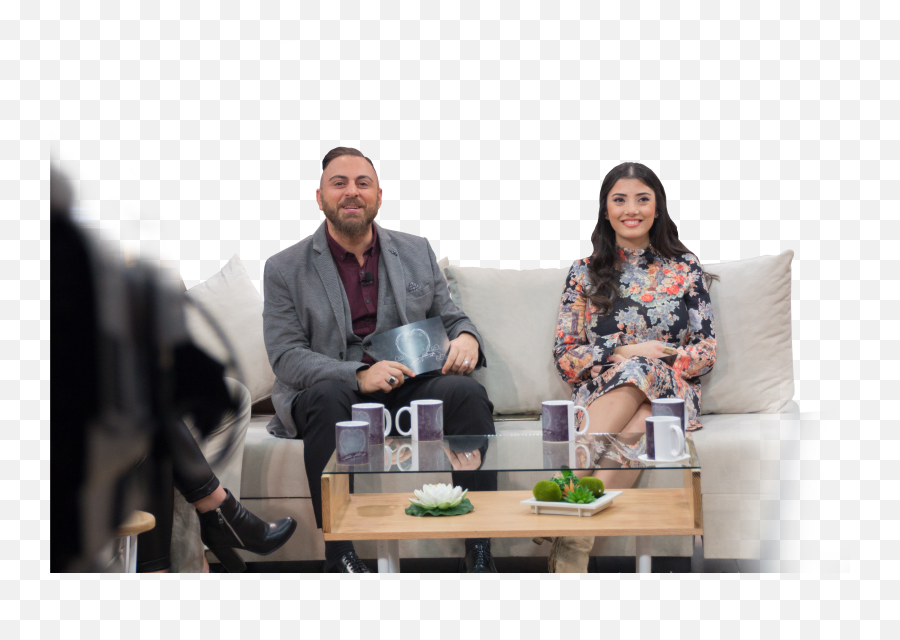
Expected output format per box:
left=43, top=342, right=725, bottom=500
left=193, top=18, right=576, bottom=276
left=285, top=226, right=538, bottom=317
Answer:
left=23, top=0, right=897, bottom=635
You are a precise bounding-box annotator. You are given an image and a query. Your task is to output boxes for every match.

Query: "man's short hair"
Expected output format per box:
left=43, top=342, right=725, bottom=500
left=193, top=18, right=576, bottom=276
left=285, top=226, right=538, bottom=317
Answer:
left=321, top=147, right=378, bottom=180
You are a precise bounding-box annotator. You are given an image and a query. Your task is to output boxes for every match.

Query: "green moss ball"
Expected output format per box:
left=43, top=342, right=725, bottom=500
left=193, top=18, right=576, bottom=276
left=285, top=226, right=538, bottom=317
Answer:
left=533, top=480, right=562, bottom=502
left=577, top=476, right=605, bottom=498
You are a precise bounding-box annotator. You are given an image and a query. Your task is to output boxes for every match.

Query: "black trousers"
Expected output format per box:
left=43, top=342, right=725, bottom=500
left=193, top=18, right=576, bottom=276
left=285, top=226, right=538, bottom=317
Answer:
left=292, top=374, right=498, bottom=529
left=136, top=418, right=220, bottom=572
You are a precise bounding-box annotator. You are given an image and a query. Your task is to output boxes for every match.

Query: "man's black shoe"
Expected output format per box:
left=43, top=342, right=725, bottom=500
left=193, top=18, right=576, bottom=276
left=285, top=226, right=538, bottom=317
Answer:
left=465, top=541, right=497, bottom=573
left=325, top=550, right=372, bottom=573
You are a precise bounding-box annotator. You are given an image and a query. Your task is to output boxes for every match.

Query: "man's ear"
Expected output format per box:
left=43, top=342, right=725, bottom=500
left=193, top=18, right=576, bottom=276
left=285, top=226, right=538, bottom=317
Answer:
left=316, top=188, right=323, bottom=211
left=377, top=188, right=383, bottom=209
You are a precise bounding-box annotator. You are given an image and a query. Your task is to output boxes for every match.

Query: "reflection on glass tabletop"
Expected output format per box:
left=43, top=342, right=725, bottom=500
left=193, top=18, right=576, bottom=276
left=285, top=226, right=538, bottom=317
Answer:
left=322, top=432, right=700, bottom=475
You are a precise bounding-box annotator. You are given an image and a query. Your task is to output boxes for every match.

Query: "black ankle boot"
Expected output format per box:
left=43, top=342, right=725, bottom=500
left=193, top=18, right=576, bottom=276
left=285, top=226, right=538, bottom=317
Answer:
left=198, top=488, right=297, bottom=572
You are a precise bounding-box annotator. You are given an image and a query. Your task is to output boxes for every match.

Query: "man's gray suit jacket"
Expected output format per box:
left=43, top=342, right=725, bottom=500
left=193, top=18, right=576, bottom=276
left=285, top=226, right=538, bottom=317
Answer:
left=262, top=221, right=486, bottom=438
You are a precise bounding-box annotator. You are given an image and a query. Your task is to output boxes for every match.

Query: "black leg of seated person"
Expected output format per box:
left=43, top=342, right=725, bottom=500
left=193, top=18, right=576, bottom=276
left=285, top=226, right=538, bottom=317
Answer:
left=293, top=376, right=499, bottom=573
left=136, top=449, right=176, bottom=573
left=386, top=375, right=499, bottom=573
left=137, top=417, right=296, bottom=573
left=291, top=379, right=370, bottom=573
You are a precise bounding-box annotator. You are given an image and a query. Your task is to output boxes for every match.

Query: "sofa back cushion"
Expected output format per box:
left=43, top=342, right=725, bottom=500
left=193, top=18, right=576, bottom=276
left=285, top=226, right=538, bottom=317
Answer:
left=444, top=264, right=572, bottom=414
left=701, top=250, right=794, bottom=414
left=185, top=255, right=276, bottom=403
left=443, top=250, right=794, bottom=416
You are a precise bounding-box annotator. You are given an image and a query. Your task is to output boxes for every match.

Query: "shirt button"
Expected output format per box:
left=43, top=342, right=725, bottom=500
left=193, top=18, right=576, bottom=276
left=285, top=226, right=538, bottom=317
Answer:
left=366, top=299, right=370, bottom=304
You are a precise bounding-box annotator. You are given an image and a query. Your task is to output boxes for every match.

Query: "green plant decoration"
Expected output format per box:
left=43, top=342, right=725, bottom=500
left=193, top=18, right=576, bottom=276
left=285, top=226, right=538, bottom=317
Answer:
left=532, top=480, right=563, bottom=502
left=577, top=476, right=605, bottom=498
left=532, top=467, right=604, bottom=504
left=562, top=485, right=596, bottom=504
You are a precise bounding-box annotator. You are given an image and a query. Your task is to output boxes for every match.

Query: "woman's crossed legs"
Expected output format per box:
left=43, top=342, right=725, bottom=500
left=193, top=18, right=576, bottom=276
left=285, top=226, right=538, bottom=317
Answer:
left=582, top=383, right=651, bottom=490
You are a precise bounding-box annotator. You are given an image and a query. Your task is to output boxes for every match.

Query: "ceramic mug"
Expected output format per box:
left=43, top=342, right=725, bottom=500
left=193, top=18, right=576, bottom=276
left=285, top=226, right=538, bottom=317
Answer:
left=541, top=400, right=590, bottom=442
left=352, top=402, right=392, bottom=445
left=644, top=416, right=685, bottom=461
left=396, top=399, right=443, bottom=441
left=651, top=398, right=687, bottom=437
left=335, top=420, right=370, bottom=465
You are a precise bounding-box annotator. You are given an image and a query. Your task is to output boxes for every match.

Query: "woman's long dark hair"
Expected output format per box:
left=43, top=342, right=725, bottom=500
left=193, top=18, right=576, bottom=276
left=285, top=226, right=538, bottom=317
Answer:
left=585, top=162, right=717, bottom=315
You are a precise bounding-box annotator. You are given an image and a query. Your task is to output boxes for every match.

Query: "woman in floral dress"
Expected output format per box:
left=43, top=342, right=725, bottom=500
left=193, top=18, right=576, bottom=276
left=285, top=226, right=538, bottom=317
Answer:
left=547, top=162, right=717, bottom=572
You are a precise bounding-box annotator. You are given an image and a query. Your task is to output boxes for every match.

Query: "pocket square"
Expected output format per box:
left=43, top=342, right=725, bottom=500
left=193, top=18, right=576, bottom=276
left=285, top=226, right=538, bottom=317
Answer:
left=407, top=282, right=421, bottom=293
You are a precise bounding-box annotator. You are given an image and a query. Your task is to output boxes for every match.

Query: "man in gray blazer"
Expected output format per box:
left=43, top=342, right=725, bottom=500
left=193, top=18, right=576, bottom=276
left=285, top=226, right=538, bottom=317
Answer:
left=263, top=147, right=497, bottom=573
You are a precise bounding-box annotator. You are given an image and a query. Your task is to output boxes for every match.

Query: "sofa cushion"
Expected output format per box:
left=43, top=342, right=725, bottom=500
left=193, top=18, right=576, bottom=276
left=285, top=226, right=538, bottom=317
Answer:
left=240, top=417, right=311, bottom=498
left=443, top=264, right=573, bottom=414
left=185, top=255, right=276, bottom=403
left=701, top=250, right=794, bottom=414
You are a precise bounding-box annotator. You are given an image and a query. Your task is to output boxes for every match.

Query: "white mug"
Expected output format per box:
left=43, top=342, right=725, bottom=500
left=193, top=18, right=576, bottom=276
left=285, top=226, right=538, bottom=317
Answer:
left=396, top=399, right=443, bottom=441
left=541, top=400, right=590, bottom=442
left=645, top=416, right=685, bottom=461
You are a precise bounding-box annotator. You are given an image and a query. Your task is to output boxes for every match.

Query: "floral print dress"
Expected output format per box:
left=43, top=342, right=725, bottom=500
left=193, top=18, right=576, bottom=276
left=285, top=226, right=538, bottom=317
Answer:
left=553, top=245, right=716, bottom=431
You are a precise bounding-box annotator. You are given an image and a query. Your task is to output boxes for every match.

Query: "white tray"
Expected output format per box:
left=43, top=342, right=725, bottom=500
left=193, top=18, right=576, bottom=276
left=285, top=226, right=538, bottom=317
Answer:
left=520, top=490, right=623, bottom=517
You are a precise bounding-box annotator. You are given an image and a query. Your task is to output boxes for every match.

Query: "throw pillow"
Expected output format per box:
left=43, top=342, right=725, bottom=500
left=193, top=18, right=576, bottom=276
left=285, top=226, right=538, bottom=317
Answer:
left=185, top=255, right=276, bottom=403
left=700, top=250, right=795, bottom=414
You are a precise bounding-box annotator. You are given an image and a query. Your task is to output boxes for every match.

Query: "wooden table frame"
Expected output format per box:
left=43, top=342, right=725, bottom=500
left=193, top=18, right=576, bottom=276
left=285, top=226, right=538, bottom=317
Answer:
left=322, top=469, right=702, bottom=573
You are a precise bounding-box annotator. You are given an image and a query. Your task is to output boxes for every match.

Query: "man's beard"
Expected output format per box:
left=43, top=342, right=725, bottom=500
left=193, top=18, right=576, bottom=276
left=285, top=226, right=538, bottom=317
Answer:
left=322, top=199, right=378, bottom=239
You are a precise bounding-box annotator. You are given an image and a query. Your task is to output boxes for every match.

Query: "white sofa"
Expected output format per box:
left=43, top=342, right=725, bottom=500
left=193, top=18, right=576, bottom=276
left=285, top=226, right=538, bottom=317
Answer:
left=186, top=250, right=797, bottom=567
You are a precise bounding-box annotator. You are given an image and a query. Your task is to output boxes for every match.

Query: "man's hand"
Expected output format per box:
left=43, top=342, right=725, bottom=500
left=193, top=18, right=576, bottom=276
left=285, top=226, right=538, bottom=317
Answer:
left=442, top=332, right=479, bottom=375
left=442, top=447, right=482, bottom=471
left=614, top=341, right=677, bottom=360
left=357, top=360, right=416, bottom=394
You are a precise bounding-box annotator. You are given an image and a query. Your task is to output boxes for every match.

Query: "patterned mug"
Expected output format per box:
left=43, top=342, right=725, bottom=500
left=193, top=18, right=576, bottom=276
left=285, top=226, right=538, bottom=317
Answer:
left=396, top=399, right=443, bottom=441
left=352, top=402, right=392, bottom=445
left=651, top=398, right=687, bottom=436
left=541, top=400, right=590, bottom=442
left=335, top=421, right=370, bottom=465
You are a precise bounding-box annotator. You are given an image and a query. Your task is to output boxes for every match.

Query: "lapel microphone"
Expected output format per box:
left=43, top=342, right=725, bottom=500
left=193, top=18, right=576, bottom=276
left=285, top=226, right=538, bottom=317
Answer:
left=360, top=271, right=374, bottom=286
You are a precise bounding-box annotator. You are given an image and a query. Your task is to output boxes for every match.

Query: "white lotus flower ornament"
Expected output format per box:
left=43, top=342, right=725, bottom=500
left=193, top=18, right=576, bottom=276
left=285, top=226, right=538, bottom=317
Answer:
left=409, top=483, right=467, bottom=510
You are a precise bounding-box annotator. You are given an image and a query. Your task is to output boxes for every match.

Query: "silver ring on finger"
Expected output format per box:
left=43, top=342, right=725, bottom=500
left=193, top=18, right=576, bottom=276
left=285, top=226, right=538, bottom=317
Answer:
left=463, top=360, right=470, bottom=367
left=464, top=452, right=472, bottom=459
left=388, top=375, right=397, bottom=386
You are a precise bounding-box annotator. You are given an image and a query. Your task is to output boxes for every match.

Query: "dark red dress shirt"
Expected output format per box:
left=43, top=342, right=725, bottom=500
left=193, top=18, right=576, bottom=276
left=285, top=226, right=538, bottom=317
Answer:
left=324, top=223, right=380, bottom=365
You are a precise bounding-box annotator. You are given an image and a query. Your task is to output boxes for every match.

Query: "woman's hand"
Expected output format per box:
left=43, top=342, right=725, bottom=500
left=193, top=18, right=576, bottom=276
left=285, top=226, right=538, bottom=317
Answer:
left=590, top=353, right=626, bottom=378
left=614, top=341, right=677, bottom=360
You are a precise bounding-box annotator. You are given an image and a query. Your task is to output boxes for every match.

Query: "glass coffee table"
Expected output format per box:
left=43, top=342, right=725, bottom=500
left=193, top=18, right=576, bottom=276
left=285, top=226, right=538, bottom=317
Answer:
left=321, top=432, right=701, bottom=573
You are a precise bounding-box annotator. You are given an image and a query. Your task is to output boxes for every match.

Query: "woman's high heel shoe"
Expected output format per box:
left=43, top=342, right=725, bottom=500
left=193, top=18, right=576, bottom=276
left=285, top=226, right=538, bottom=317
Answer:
left=197, top=488, right=297, bottom=572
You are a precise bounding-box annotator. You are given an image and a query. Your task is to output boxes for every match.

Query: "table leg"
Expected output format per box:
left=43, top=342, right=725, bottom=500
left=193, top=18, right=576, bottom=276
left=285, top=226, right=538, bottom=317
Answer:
left=635, top=536, right=652, bottom=573
left=377, top=539, right=400, bottom=573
